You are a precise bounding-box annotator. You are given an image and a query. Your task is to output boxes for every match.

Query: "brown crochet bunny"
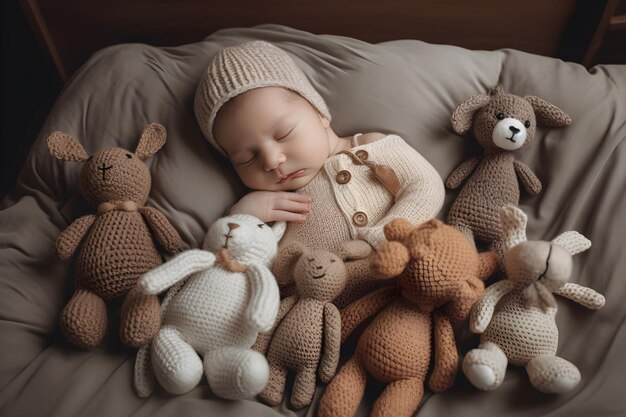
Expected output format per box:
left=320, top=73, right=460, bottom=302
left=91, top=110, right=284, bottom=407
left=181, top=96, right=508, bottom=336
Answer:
left=446, top=85, right=571, bottom=255
left=47, top=123, right=183, bottom=349
left=254, top=240, right=373, bottom=409
left=318, top=219, right=498, bottom=417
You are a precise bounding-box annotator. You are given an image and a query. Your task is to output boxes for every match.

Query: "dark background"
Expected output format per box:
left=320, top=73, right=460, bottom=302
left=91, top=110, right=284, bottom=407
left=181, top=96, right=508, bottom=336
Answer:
left=1, top=1, right=62, bottom=200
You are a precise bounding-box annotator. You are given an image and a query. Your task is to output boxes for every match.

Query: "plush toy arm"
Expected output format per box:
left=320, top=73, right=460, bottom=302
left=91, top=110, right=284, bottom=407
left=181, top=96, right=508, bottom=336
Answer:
left=139, top=207, right=184, bottom=254
left=245, top=262, right=281, bottom=332
left=513, top=160, right=542, bottom=196
left=252, top=295, right=297, bottom=355
left=470, top=280, right=515, bottom=333
left=140, top=249, right=215, bottom=295
left=341, top=286, right=398, bottom=343
left=319, top=303, right=342, bottom=383
left=428, top=311, right=458, bottom=392
left=442, top=276, right=486, bottom=323
left=445, top=156, right=481, bottom=190
left=56, top=214, right=97, bottom=260
left=555, top=283, right=605, bottom=310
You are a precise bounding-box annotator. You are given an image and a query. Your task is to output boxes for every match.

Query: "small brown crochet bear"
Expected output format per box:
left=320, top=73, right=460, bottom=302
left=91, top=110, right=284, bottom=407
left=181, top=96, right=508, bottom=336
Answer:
left=47, top=123, right=183, bottom=349
left=254, top=240, right=373, bottom=409
left=446, top=85, right=571, bottom=255
left=318, top=219, right=498, bottom=417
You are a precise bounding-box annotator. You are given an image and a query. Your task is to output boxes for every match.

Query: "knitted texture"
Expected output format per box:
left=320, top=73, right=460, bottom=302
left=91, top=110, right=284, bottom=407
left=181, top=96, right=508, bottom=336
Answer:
left=134, top=215, right=286, bottom=399
left=273, top=134, right=445, bottom=309
left=446, top=85, right=571, bottom=255
left=194, top=40, right=330, bottom=155
left=47, top=123, right=183, bottom=349
left=255, top=241, right=371, bottom=409
left=318, top=219, right=497, bottom=417
left=464, top=205, right=605, bottom=393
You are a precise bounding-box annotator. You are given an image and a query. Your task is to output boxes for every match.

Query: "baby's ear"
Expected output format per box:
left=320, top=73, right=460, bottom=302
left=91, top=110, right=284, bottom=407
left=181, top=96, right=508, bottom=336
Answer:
left=524, top=96, right=572, bottom=127
left=451, top=93, right=491, bottom=134
left=135, top=123, right=166, bottom=160
left=337, top=240, right=372, bottom=261
left=47, top=131, right=88, bottom=162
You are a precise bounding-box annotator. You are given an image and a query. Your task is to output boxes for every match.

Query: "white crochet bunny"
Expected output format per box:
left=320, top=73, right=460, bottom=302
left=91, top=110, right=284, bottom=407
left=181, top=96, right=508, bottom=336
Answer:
left=134, top=214, right=285, bottom=399
left=463, top=205, right=605, bottom=393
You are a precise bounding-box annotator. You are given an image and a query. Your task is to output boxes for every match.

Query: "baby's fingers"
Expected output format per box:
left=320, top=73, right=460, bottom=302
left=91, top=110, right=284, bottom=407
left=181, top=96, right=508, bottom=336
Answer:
left=278, top=192, right=311, bottom=203
left=273, top=198, right=311, bottom=213
left=269, top=210, right=307, bottom=223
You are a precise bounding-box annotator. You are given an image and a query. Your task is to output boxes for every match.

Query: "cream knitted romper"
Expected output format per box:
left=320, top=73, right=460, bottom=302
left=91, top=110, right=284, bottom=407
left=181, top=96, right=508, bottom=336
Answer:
left=274, top=134, right=445, bottom=308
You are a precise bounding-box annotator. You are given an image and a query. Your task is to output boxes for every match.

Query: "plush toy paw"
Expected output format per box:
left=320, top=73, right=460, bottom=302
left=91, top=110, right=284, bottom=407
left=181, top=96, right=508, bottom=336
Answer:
left=526, top=355, right=581, bottom=393
left=462, top=342, right=508, bottom=391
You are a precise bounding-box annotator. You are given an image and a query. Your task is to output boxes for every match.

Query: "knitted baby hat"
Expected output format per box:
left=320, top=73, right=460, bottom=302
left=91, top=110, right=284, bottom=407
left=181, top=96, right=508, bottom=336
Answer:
left=194, top=40, right=331, bottom=156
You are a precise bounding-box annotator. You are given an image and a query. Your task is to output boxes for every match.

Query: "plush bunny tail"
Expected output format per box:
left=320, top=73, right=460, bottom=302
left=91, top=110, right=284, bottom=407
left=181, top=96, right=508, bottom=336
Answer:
left=134, top=344, right=155, bottom=398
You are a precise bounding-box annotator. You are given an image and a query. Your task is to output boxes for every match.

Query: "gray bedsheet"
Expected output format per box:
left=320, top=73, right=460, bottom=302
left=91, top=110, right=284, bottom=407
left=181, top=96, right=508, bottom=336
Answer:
left=1, top=24, right=625, bottom=417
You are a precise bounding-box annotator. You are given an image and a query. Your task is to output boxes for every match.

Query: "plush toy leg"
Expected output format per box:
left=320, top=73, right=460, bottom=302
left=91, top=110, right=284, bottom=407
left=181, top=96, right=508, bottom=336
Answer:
left=258, top=358, right=287, bottom=406
left=204, top=347, right=269, bottom=399
left=60, top=288, right=107, bottom=348
left=318, top=355, right=368, bottom=417
left=291, top=367, right=317, bottom=409
left=151, top=325, right=203, bottom=394
left=526, top=355, right=581, bottom=393
left=371, top=377, right=424, bottom=417
left=462, top=342, right=508, bottom=390
left=120, top=283, right=161, bottom=347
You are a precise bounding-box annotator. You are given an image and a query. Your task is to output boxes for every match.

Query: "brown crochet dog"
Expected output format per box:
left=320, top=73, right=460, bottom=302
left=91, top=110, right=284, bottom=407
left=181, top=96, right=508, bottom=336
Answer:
left=318, top=219, right=498, bottom=417
left=446, top=85, right=571, bottom=255
left=255, top=240, right=372, bottom=409
left=47, top=123, right=182, bottom=348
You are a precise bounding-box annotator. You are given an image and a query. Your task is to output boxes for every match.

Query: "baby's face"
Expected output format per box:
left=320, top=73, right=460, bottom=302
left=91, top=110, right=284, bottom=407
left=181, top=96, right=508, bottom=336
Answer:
left=214, top=87, right=331, bottom=191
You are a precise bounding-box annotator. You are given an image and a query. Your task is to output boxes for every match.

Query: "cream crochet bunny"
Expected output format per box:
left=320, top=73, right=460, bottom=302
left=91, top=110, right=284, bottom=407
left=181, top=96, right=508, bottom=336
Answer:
left=463, top=206, right=605, bottom=393
left=134, top=214, right=286, bottom=399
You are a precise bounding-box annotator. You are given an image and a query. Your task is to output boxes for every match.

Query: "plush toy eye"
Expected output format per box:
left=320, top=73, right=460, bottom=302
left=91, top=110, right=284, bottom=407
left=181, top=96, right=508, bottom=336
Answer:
left=257, top=224, right=264, bottom=228
left=126, top=153, right=132, bottom=159
left=496, top=112, right=505, bottom=120
left=524, top=120, right=531, bottom=128
left=308, top=258, right=314, bottom=262
left=330, top=259, right=336, bottom=263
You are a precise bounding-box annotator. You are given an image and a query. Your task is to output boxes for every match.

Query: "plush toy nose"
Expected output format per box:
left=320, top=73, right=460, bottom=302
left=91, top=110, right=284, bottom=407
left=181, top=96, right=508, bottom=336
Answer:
left=509, top=126, right=520, bottom=134
left=227, top=223, right=240, bottom=230
left=98, top=162, right=113, bottom=181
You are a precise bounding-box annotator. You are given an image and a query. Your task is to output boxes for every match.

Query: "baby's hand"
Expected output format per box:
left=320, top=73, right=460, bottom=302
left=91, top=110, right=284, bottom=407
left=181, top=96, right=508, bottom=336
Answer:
left=229, top=191, right=311, bottom=223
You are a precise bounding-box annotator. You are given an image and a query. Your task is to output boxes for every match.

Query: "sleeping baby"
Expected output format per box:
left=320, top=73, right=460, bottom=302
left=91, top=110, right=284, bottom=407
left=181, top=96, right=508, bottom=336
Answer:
left=194, top=40, right=445, bottom=307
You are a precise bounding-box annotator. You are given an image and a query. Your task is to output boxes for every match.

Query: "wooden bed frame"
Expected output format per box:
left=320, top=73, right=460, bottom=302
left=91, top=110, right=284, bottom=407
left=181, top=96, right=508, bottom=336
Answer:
left=21, top=0, right=614, bottom=82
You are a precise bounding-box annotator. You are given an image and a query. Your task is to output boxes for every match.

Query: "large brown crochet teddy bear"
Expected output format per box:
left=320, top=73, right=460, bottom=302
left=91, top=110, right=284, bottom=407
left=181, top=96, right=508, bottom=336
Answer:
left=255, top=240, right=372, bottom=409
left=446, top=85, right=571, bottom=255
left=318, top=219, right=498, bottom=417
left=47, top=123, right=183, bottom=349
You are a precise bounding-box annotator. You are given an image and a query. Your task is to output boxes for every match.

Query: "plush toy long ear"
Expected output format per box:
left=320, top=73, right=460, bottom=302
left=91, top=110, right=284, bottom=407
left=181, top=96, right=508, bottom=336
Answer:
left=272, top=241, right=307, bottom=286
left=47, top=131, right=88, bottom=162
left=500, top=205, right=528, bottom=250
left=337, top=240, right=373, bottom=261
left=524, top=96, right=572, bottom=127
left=451, top=93, right=491, bottom=134
left=135, top=123, right=167, bottom=160
left=552, top=231, right=591, bottom=255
